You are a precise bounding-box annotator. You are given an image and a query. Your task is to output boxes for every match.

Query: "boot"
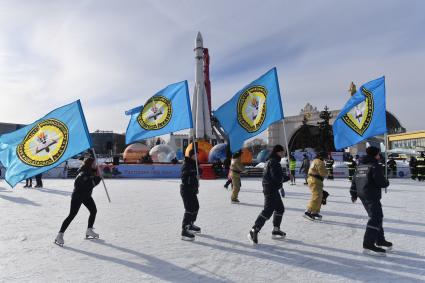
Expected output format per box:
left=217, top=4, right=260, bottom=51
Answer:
left=272, top=227, right=286, bottom=240
left=189, top=223, right=201, bottom=234
left=55, top=233, right=64, bottom=247
left=303, top=211, right=316, bottom=221
left=248, top=227, right=259, bottom=244
left=86, top=228, right=99, bottom=239
left=311, top=213, right=323, bottom=220
left=181, top=225, right=195, bottom=241
left=363, top=244, right=386, bottom=257
left=376, top=239, right=393, bottom=251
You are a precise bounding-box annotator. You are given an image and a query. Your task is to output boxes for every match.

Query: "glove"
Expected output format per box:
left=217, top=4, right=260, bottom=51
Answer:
left=350, top=191, right=357, bottom=203
left=280, top=188, right=285, bottom=198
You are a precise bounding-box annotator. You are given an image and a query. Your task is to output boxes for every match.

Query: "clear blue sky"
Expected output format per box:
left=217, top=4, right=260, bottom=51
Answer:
left=0, top=0, right=424, bottom=133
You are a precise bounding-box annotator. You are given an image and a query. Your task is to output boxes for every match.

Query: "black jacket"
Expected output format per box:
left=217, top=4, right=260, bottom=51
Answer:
left=72, top=167, right=101, bottom=200
left=348, top=160, right=357, bottom=170
left=262, top=153, right=289, bottom=193
left=350, top=156, right=389, bottom=201
left=180, top=157, right=199, bottom=194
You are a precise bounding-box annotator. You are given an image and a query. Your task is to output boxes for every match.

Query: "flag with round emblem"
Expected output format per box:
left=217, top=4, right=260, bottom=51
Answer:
left=125, top=81, right=193, bottom=144
left=333, top=76, right=387, bottom=150
left=0, top=100, right=92, bottom=187
left=213, top=68, right=284, bottom=153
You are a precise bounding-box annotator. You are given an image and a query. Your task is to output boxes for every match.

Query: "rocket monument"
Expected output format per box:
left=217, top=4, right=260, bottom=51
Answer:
left=192, top=32, right=213, bottom=140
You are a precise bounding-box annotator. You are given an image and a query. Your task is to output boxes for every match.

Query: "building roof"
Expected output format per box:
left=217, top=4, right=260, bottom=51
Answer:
left=388, top=131, right=425, bottom=142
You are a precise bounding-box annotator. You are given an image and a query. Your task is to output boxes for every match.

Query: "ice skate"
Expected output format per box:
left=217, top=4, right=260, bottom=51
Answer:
left=303, top=211, right=316, bottom=221
left=188, top=223, right=201, bottom=234
left=181, top=226, right=195, bottom=241
left=54, top=233, right=64, bottom=247
left=85, top=228, right=99, bottom=239
left=231, top=199, right=240, bottom=204
left=363, top=244, right=386, bottom=257
left=311, top=213, right=323, bottom=221
left=271, top=227, right=286, bottom=240
left=248, top=227, right=259, bottom=244
left=376, top=240, right=393, bottom=251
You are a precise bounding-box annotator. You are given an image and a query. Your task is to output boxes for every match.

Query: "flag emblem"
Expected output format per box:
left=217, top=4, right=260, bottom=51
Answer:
left=16, top=118, right=69, bottom=167
left=342, top=87, right=374, bottom=136
left=137, top=96, right=173, bottom=130
left=237, top=86, right=267, bottom=133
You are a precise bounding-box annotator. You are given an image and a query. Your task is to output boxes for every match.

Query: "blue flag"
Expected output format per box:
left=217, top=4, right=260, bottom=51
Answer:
left=125, top=81, right=193, bottom=144
left=0, top=100, right=92, bottom=187
left=214, top=68, right=284, bottom=153
left=333, top=77, right=387, bottom=150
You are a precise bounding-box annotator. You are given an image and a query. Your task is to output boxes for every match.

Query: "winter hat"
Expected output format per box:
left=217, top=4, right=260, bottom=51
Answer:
left=272, top=144, right=285, bottom=154
left=366, top=146, right=380, bottom=157
left=316, top=151, right=327, bottom=159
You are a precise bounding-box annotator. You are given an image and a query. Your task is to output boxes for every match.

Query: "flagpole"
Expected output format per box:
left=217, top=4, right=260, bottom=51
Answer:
left=384, top=133, right=388, bottom=193
left=92, top=148, right=112, bottom=203
left=282, top=120, right=291, bottom=173
left=191, top=132, right=200, bottom=178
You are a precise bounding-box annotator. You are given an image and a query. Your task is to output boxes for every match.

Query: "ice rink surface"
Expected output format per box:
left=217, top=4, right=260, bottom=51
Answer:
left=1, top=178, right=424, bottom=283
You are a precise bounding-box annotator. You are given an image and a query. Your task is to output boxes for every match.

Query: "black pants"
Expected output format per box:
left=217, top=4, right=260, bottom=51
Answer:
left=348, top=169, right=355, bottom=181
left=181, top=191, right=199, bottom=229
left=290, top=170, right=296, bottom=183
left=254, top=189, right=284, bottom=230
left=418, top=167, right=425, bottom=181
left=360, top=198, right=385, bottom=246
left=59, top=197, right=97, bottom=233
left=35, top=174, right=43, bottom=187
left=25, top=178, right=32, bottom=186
left=410, top=168, right=417, bottom=180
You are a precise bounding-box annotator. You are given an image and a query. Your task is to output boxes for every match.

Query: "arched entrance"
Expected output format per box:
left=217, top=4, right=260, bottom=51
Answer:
left=288, top=125, right=321, bottom=152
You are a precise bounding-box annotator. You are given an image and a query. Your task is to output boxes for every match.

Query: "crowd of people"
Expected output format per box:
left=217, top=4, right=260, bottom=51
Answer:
left=48, top=145, right=425, bottom=257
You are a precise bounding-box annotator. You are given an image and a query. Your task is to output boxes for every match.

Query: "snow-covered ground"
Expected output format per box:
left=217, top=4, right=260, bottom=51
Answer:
left=0, top=178, right=424, bottom=283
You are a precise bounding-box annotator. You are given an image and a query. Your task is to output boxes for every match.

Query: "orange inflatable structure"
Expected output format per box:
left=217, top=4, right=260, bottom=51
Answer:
left=185, top=141, right=213, bottom=163
left=123, top=143, right=149, bottom=164
left=241, top=148, right=253, bottom=164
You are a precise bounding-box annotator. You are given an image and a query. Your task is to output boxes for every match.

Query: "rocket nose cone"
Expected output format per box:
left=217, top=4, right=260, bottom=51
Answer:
left=196, top=31, right=203, bottom=47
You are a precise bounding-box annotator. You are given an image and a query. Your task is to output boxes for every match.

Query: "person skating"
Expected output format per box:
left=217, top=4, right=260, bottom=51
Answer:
left=248, top=145, right=290, bottom=244
left=289, top=155, right=296, bottom=185
left=350, top=146, right=391, bottom=257
left=347, top=155, right=357, bottom=181
left=303, top=152, right=328, bottom=221
left=409, top=156, right=417, bottom=180
left=299, top=154, right=310, bottom=185
left=387, top=158, right=397, bottom=178
left=180, top=150, right=201, bottom=241
left=416, top=153, right=425, bottom=181
left=55, top=157, right=101, bottom=246
left=230, top=151, right=245, bottom=203
left=23, top=177, right=32, bottom=188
